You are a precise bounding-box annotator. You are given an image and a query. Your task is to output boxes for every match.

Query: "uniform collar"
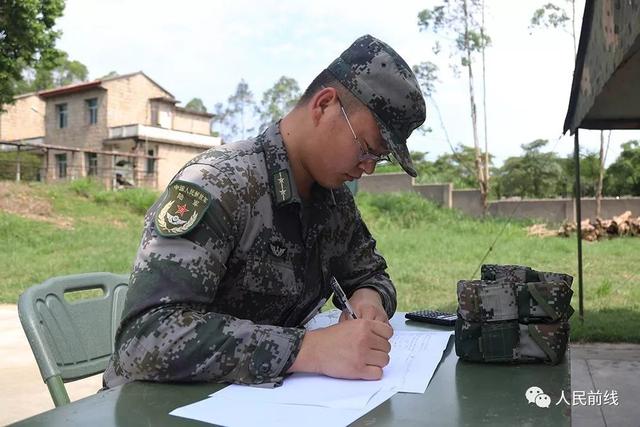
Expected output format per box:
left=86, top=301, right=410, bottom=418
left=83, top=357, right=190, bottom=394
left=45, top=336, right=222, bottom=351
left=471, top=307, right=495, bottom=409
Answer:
left=261, top=122, right=303, bottom=207
left=261, top=121, right=338, bottom=209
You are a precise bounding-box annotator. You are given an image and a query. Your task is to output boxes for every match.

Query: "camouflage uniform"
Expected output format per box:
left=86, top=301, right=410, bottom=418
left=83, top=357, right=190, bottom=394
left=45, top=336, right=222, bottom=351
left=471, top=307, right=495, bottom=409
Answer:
left=455, top=264, right=574, bottom=365
left=103, top=123, right=397, bottom=388
left=104, top=34, right=426, bottom=388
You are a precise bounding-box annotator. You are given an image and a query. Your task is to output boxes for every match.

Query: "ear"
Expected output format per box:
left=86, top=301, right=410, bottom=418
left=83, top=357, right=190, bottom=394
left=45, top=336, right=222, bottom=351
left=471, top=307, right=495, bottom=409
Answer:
left=310, top=87, right=338, bottom=126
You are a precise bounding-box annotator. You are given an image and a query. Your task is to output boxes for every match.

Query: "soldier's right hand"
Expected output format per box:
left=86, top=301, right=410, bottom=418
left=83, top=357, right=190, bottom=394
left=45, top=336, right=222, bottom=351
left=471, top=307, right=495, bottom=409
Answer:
left=287, top=319, right=393, bottom=380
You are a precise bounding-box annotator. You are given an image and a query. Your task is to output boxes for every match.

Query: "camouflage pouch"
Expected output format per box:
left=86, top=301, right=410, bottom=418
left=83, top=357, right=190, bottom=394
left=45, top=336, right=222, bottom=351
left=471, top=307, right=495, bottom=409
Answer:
left=455, top=319, right=569, bottom=365
left=454, top=264, right=573, bottom=365
left=481, top=264, right=573, bottom=288
left=456, top=279, right=574, bottom=324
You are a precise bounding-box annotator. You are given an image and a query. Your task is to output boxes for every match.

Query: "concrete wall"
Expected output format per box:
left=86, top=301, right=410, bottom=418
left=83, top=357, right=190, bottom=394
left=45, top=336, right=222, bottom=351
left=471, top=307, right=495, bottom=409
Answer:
left=173, top=110, right=211, bottom=135
left=452, top=189, right=484, bottom=217
left=103, top=74, right=171, bottom=128
left=359, top=174, right=640, bottom=221
left=489, top=199, right=573, bottom=223
left=0, top=94, right=46, bottom=141
left=44, top=88, right=108, bottom=151
left=156, top=143, right=205, bottom=190
left=413, top=183, right=452, bottom=207
left=358, top=173, right=413, bottom=193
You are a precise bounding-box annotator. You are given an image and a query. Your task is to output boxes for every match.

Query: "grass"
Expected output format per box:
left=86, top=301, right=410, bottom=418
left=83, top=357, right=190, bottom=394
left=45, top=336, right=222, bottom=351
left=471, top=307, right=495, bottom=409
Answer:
left=0, top=182, right=638, bottom=342
left=0, top=180, right=157, bottom=303
left=355, top=192, right=640, bottom=343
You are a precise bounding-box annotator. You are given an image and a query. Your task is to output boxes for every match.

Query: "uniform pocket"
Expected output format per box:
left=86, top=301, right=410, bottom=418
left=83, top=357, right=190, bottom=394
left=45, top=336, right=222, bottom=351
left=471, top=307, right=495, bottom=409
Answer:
left=242, top=255, right=300, bottom=296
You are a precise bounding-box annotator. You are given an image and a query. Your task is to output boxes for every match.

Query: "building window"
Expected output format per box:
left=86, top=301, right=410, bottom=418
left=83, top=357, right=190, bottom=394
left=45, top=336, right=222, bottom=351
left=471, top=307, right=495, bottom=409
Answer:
left=146, top=149, right=155, bottom=175
left=86, top=152, right=98, bottom=176
left=86, top=98, right=98, bottom=125
left=56, top=103, right=68, bottom=128
left=55, top=154, right=67, bottom=178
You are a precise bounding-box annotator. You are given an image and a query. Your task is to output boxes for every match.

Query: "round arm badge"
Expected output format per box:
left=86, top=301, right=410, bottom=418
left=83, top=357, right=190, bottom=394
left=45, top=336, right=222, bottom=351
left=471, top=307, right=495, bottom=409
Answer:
left=155, top=180, right=212, bottom=237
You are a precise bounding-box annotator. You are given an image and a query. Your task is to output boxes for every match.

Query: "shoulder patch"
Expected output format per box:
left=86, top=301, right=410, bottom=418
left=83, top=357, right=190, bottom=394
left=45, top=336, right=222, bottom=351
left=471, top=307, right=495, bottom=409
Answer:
left=155, top=180, right=212, bottom=237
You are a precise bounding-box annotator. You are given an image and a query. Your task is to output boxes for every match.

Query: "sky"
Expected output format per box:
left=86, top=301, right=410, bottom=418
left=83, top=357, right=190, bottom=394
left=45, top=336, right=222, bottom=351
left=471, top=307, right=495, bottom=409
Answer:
left=56, top=0, right=640, bottom=167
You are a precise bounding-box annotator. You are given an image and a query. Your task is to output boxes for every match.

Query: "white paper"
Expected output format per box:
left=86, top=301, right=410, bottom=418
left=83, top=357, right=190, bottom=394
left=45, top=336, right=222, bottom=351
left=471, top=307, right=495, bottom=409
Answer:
left=171, top=312, right=453, bottom=426
left=170, top=387, right=398, bottom=427
left=211, top=373, right=386, bottom=409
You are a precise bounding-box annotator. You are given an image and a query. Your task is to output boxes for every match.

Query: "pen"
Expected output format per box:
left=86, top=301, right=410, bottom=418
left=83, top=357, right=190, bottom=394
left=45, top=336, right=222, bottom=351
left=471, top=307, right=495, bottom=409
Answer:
left=329, top=277, right=358, bottom=320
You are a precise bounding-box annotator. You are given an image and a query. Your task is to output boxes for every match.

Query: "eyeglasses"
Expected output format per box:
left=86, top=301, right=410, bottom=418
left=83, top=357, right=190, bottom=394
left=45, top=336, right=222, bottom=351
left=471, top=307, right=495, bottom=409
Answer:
left=338, top=100, right=392, bottom=164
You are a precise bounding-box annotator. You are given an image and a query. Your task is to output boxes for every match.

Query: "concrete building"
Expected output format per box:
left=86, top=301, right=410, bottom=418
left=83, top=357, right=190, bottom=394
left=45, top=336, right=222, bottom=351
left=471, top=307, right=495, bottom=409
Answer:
left=0, top=72, right=221, bottom=189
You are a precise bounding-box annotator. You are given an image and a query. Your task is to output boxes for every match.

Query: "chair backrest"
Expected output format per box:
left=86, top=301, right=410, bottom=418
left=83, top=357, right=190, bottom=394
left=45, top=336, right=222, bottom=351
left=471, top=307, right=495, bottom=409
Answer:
left=18, top=272, right=129, bottom=405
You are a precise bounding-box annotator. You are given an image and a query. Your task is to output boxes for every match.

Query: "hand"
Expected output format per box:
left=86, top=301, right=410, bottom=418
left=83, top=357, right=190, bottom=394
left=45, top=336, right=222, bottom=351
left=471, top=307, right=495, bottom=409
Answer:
left=339, top=287, right=389, bottom=323
left=287, top=319, right=393, bottom=380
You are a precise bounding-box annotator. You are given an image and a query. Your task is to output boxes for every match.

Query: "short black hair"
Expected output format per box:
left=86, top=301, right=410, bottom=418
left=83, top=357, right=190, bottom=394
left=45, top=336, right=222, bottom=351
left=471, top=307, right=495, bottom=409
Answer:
left=296, top=69, right=364, bottom=112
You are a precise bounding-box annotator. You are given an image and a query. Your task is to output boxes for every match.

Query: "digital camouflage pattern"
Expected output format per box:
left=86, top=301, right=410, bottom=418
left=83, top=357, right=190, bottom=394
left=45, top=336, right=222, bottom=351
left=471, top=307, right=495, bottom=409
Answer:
left=456, top=280, right=574, bottom=323
left=327, top=34, right=426, bottom=177
left=455, top=264, right=573, bottom=365
left=455, top=319, right=570, bottom=364
left=103, top=123, right=397, bottom=388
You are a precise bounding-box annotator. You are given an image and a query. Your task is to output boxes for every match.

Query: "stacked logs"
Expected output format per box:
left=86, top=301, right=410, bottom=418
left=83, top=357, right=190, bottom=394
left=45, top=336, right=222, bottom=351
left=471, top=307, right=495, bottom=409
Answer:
left=528, top=211, right=640, bottom=241
left=558, top=211, right=640, bottom=241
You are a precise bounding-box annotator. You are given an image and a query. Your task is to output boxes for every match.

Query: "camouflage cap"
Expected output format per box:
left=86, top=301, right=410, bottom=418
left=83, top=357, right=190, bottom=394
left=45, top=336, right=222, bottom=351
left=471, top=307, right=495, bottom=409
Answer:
left=327, top=34, right=426, bottom=177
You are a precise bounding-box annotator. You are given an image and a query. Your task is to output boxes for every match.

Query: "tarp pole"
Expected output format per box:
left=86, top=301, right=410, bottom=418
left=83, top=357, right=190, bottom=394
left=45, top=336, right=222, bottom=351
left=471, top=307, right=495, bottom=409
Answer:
left=574, top=129, right=584, bottom=322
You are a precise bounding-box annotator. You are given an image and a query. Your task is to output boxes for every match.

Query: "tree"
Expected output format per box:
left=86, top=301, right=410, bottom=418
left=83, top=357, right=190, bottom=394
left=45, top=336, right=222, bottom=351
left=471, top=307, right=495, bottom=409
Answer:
left=496, top=140, right=564, bottom=199
left=604, top=140, right=640, bottom=196
left=185, top=98, right=208, bottom=113
left=530, top=1, right=576, bottom=56
left=0, top=0, right=66, bottom=107
left=14, top=50, right=88, bottom=94
left=257, top=76, right=300, bottom=132
left=429, top=144, right=490, bottom=189
left=99, top=71, right=119, bottom=79
left=418, top=0, right=492, bottom=213
left=226, top=79, right=256, bottom=141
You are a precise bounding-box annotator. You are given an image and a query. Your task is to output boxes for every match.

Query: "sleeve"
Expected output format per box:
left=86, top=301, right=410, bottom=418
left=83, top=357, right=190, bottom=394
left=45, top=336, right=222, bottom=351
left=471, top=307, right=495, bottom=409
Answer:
left=331, top=202, right=397, bottom=319
left=106, top=163, right=305, bottom=388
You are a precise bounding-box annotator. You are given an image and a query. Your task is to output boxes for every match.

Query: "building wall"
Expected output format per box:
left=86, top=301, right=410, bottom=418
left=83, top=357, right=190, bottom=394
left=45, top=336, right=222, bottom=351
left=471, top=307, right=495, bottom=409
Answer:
left=173, top=110, right=211, bottom=135
left=452, top=189, right=484, bottom=217
left=360, top=174, right=640, bottom=221
left=103, top=74, right=172, bottom=128
left=414, top=183, right=452, bottom=208
left=156, top=143, right=207, bottom=190
left=44, top=88, right=108, bottom=152
left=358, top=173, right=413, bottom=193
left=0, top=94, right=45, bottom=141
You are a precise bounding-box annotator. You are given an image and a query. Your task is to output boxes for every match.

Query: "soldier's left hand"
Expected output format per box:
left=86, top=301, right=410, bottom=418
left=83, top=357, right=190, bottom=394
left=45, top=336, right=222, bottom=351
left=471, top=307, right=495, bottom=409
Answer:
left=340, top=288, right=389, bottom=323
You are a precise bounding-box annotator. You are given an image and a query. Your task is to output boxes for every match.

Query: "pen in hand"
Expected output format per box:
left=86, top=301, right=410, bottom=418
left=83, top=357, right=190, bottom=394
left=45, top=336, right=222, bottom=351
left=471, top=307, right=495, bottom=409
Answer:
left=329, top=277, right=358, bottom=320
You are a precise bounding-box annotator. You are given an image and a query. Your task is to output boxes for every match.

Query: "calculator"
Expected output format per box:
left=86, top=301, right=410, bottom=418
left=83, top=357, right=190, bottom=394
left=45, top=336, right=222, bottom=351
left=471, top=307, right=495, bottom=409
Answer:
left=405, top=310, right=457, bottom=326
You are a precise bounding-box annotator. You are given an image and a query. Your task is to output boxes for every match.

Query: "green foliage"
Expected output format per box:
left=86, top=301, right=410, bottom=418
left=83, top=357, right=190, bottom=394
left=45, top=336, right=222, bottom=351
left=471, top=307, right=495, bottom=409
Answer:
left=494, top=139, right=565, bottom=199
left=356, top=191, right=462, bottom=229
left=257, top=76, right=301, bottom=132
left=211, top=79, right=256, bottom=143
left=604, top=140, right=640, bottom=196
left=14, top=50, right=88, bottom=94
left=0, top=151, right=42, bottom=181
left=417, top=0, right=491, bottom=69
left=185, top=97, right=208, bottom=113
left=530, top=2, right=570, bottom=30
left=94, top=188, right=158, bottom=215
left=0, top=0, right=65, bottom=107
left=63, top=178, right=158, bottom=215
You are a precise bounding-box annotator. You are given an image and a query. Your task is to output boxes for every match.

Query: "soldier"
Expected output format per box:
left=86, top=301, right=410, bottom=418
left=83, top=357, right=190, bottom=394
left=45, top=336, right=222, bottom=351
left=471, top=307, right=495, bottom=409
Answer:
left=103, top=34, right=426, bottom=388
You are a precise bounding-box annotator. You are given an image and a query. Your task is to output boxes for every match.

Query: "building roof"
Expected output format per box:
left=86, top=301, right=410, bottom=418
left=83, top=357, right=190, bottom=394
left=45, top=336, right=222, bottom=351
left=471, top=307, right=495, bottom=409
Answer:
left=175, top=106, right=214, bottom=118
left=564, top=1, right=640, bottom=133
left=13, top=71, right=176, bottom=101
left=38, top=81, right=105, bottom=98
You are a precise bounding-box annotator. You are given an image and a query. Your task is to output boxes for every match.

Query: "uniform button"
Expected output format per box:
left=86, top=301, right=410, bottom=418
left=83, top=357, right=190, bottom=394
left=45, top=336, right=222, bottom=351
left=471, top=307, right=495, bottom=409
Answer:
left=260, top=364, right=270, bottom=373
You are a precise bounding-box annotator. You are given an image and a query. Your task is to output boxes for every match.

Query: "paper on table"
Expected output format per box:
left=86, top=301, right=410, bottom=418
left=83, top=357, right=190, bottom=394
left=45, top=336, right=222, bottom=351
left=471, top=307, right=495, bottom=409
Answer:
left=171, top=387, right=398, bottom=427
left=211, top=372, right=387, bottom=409
left=384, top=330, right=453, bottom=393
